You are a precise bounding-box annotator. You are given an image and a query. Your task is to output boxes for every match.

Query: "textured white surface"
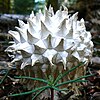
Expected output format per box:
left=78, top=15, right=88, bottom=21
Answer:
left=6, top=6, right=93, bottom=69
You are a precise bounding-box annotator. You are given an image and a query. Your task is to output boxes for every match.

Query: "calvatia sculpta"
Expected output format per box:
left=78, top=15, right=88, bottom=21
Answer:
left=5, top=6, right=93, bottom=70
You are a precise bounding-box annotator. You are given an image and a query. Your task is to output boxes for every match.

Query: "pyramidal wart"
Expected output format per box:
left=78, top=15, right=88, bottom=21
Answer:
left=5, top=6, right=93, bottom=70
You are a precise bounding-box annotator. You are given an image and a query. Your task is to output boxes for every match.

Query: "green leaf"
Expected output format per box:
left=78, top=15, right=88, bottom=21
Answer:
left=14, top=76, right=48, bottom=84
left=56, top=74, right=95, bottom=87
left=0, top=69, right=9, bottom=84
left=32, top=86, right=50, bottom=100
left=9, top=85, right=50, bottom=97
left=54, top=62, right=85, bottom=85
left=51, top=86, right=62, bottom=91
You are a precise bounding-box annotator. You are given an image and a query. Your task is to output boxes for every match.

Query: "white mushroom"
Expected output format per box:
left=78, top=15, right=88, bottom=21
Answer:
left=6, top=6, right=93, bottom=70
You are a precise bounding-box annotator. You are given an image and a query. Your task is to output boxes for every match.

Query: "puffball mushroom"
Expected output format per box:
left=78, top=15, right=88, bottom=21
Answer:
left=5, top=6, right=93, bottom=70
